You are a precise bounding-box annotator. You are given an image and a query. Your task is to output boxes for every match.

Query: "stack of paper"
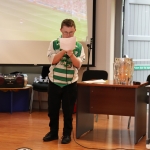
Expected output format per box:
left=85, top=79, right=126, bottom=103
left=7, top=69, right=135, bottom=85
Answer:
left=83, top=79, right=106, bottom=84
left=59, top=37, right=76, bottom=51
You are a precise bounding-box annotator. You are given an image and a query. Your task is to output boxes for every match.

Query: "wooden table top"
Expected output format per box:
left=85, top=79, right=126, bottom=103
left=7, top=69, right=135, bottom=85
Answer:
left=0, top=84, right=32, bottom=91
left=77, top=80, right=148, bottom=88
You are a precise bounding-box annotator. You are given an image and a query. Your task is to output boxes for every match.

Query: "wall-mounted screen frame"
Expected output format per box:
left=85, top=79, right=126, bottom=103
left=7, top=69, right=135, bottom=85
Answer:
left=0, top=0, right=96, bottom=66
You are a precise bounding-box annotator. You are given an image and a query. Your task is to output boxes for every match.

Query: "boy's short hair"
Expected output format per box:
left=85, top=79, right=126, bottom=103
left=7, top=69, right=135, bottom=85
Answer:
left=61, top=19, right=76, bottom=29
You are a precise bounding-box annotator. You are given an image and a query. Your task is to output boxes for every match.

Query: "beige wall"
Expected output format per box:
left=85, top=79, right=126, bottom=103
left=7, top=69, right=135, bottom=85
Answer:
left=94, top=0, right=115, bottom=80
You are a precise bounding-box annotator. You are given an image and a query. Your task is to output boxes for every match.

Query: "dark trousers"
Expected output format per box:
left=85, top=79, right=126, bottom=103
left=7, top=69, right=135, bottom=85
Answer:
left=48, top=81, right=77, bottom=136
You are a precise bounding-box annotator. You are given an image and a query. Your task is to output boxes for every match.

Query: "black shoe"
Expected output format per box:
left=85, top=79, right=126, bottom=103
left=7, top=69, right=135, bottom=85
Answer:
left=43, top=132, right=58, bottom=142
left=61, top=135, right=71, bottom=144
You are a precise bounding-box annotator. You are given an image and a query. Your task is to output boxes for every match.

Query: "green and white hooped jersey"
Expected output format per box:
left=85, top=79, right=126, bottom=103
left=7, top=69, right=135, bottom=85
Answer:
left=47, top=38, right=85, bottom=87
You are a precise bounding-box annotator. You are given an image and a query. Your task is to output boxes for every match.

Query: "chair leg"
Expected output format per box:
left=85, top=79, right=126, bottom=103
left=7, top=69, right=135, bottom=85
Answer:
left=128, top=116, right=131, bottom=129
left=95, top=114, right=98, bottom=122
left=38, top=92, right=42, bottom=111
left=95, top=114, right=109, bottom=122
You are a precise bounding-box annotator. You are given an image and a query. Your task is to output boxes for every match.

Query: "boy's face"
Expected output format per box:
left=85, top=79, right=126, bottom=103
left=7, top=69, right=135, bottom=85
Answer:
left=60, top=26, right=76, bottom=38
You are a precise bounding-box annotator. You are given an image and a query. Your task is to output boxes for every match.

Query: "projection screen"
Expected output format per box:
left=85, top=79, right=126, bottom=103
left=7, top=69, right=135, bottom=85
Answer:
left=0, top=0, right=96, bottom=66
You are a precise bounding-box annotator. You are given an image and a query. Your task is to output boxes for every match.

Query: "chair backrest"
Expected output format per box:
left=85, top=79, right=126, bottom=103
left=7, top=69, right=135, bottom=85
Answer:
left=82, top=70, right=108, bottom=81
left=41, top=66, right=50, bottom=79
left=32, top=66, right=50, bottom=92
left=147, top=74, right=150, bottom=85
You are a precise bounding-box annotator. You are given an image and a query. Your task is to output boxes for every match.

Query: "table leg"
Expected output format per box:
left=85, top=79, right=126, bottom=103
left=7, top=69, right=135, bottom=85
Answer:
left=29, top=87, right=33, bottom=113
left=10, top=91, right=13, bottom=113
left=146, top=92, right=150, bottom=145
left=76, top=86, right=94, bottom=138
left=134, top=86, right=147, bottom=144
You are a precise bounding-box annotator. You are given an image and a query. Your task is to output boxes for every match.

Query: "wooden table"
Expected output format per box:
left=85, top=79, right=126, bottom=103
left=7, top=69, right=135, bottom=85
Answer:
left=76, top=80, right=147, bottom=144
left=0, top=84, right=32, bottom=113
